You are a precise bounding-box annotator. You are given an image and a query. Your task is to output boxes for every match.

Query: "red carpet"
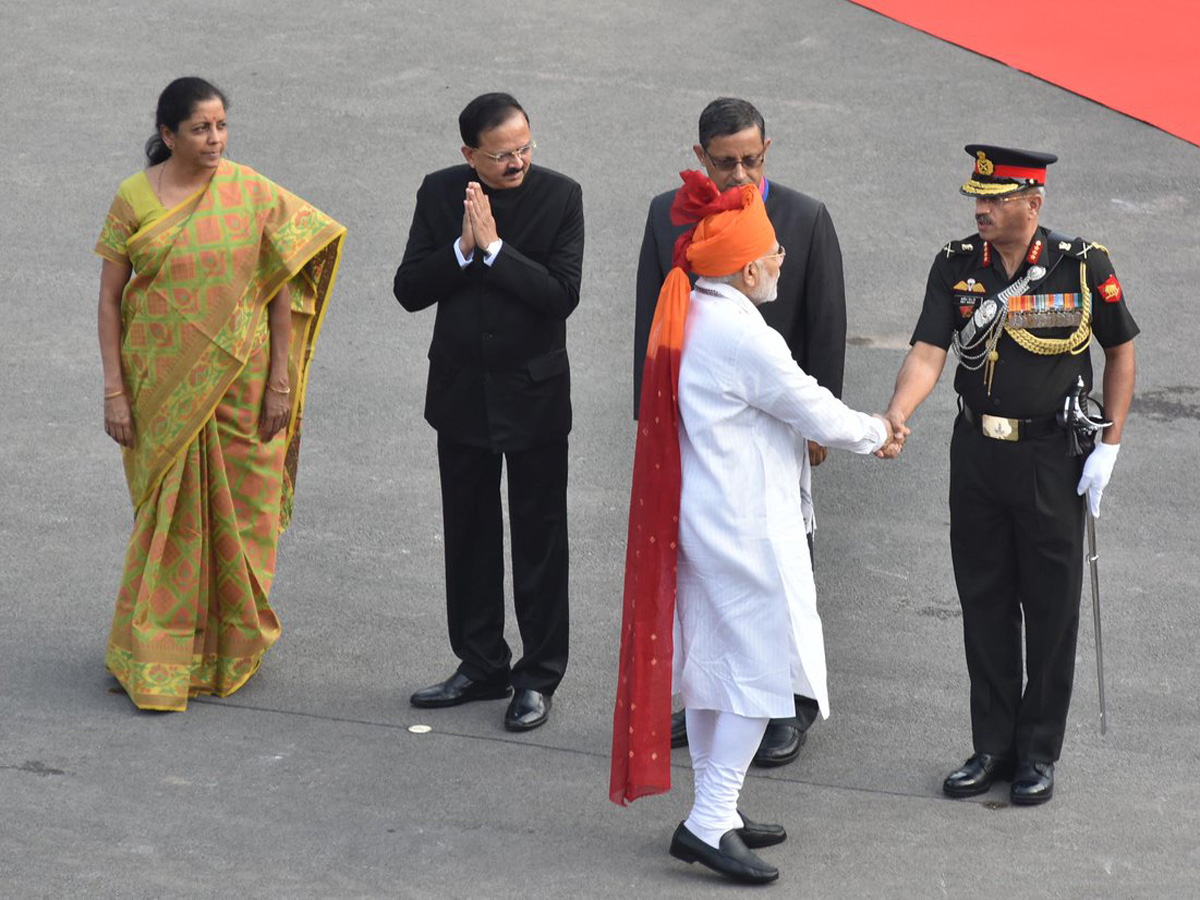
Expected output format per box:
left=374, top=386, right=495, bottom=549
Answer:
left=848, top=0, right=1200, bottom=147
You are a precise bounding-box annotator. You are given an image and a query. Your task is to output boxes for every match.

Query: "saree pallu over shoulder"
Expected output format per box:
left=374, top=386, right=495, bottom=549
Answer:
left=117, top=160, right=345, bottom=528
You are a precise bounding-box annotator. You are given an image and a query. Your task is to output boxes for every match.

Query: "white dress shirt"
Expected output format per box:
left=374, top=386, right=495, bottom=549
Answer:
left=672, top=278, right=887, bottom=720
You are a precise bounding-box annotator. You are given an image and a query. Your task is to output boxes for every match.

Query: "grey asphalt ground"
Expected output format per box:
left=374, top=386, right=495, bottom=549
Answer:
left=2, top=1, right=1197, bottom=898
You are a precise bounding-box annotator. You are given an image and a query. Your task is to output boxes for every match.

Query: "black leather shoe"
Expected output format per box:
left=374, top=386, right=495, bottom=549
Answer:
left=670, top=709, right=688, bottom=748
left=736, top=810, right=786, bottom=849
left=942, top=752, right=1016, bottom=798
left=669, top=823, right=779, bottom=885
left=1010, top=761, right=1054, bottom=805
left=504, top=688, right=551, bottom=731
left=410, top=672, right=512, bottom=709
left=751, top=721, right=806, bottom=768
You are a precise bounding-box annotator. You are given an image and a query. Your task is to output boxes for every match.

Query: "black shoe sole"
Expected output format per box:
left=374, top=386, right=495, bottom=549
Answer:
left=410, top=685, right=513, bottom=709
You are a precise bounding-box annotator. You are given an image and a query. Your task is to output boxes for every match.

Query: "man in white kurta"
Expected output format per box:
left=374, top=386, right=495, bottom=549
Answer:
left=674, top=277, right=887, bottom=724
left=611, top=172, right=899, bottom=885
left=670, top=272, right=891, bottom=883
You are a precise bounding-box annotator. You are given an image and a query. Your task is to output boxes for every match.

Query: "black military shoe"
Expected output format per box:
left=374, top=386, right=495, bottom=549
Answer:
left=410, top=671, right=512, bottom=708
left=751, top=721, right=807, bottom=768
left=670, top=709, right=688, bottom=748
left=1010, top=761, right=1054, bottom=805
left=669, top=823, right=779, bottom=885
left=942, top=752, right=1016, bottom=798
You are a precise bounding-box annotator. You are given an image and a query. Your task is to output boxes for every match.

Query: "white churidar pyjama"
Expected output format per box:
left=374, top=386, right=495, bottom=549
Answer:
left=683, top=708, right=770, bottom=848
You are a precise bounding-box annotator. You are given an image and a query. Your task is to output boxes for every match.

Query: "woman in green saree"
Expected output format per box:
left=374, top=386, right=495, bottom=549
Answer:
left=96, top=77, right=345, bottom=711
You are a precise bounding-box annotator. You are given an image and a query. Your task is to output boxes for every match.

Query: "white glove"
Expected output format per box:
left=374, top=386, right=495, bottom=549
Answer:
left=1077, top=441, right=1120, bottom=518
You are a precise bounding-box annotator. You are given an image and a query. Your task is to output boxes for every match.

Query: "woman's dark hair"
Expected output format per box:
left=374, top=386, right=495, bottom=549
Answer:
left=458, top=92, right=527, bottom=147
left=144, top=77, right=228, bottom=165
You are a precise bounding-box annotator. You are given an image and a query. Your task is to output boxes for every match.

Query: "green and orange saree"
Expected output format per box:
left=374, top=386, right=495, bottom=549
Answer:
left=95, top=160, right=345, bottom=711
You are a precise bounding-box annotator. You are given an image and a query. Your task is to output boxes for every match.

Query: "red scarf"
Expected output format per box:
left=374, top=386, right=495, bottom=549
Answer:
left=609, top=172, right=771, bottom=805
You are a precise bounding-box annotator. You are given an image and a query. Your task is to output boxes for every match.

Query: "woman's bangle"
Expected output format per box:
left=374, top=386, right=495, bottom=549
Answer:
left=104, top=389, right=124, bottom=399
left=267, top=383, right=291, bottom=395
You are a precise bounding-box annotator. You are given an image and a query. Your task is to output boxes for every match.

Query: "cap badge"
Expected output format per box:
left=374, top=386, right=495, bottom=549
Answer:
left=975, top=151, right=994, bottom=176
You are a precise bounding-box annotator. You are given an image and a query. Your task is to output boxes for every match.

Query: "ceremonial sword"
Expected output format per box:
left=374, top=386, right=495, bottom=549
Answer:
left=1061, top=377, right=1112, bottom=735
left=1086, top=511, right=1107, bottom=735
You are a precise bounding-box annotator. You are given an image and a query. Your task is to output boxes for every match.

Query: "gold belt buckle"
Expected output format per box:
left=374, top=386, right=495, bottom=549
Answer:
left=981, top=414, right=1020, bottom=441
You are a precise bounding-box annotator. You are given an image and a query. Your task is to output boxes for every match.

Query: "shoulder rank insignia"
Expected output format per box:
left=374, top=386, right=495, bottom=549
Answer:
left=1047, top=234, right=1109, bottom=261
left=942, top=239, right=979, bottom=258
left=1098, top=274, right=1123, bottom=303
left=1061, top=237, right=1110, bottom=261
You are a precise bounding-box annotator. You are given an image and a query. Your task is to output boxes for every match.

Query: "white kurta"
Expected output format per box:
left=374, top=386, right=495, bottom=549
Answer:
left=672, top=279, right=887, bottom=720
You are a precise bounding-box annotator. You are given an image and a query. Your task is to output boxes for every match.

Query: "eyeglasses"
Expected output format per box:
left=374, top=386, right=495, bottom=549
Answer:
left=761, top=244, right=786, bottom=262
left=976, top=192, right=1036, bottom=205
left=474, top=141, right=537, bottom=164
left=704, top=149, right=766, bottom=172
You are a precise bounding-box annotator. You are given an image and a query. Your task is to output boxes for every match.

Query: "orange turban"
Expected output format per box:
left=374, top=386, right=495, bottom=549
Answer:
left=610, top=171, right=777, bottom=806
left=671, top=169, right=778, bottom=276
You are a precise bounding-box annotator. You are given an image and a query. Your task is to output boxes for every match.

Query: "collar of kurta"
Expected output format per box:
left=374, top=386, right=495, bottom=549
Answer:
left=693, top=277, right=761, bottom=317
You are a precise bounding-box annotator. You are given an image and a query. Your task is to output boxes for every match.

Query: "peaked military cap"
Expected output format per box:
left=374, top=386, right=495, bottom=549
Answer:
left=960, top=144, right=1058, bottom=197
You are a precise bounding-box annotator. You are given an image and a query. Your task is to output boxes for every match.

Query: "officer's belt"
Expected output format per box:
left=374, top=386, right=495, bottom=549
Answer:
left=962, top=404, right=1061, bottom=442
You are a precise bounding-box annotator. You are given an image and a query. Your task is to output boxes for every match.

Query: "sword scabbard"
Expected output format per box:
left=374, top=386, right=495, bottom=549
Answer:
left=1087, top=512, right=1108, bottom=735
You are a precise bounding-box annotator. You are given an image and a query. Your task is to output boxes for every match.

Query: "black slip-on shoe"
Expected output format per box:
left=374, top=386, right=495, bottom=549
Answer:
left=669, top=823, right=779, bottom=885
left=736, top=810, right=787, bottom=849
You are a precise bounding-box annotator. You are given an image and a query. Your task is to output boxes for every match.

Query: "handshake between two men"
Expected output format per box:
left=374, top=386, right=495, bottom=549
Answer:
left=872, top=412, right=910, bottom=459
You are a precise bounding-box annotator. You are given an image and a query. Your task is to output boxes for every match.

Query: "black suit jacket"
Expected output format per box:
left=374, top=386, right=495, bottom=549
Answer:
left=395, top=164, right=584, bottom=451
left=633, top=179, right=846, bottom=416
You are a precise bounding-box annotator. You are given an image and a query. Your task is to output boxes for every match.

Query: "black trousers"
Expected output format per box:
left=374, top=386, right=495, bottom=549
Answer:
left=949, top=415, right=1085, bottom=762
left=437, top=434, right=569, bottom=694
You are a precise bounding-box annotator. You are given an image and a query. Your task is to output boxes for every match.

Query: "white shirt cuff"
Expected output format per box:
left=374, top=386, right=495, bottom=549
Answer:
left=482, top=239, right=503, bottom=266
left=453, top=238, right=474, bottom=268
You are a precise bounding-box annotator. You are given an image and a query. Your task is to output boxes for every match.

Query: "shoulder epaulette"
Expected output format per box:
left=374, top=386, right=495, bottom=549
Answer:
left=1047, top=232, right=1109, bottom=260
left=941, top=237, right=980, bottom=259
